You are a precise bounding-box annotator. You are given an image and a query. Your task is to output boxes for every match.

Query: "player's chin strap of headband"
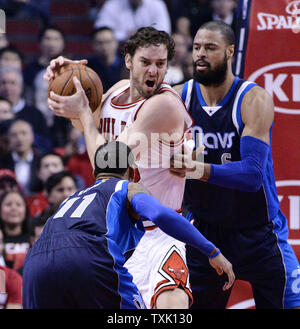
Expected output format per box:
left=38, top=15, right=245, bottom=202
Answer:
left=208, top=135, right=269, bottom=192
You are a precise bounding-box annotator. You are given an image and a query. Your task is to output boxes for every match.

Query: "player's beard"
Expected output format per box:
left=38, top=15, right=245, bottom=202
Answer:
left=132, top=76, right=162, bottom=99
left=193, top=52, right=228, bottom=86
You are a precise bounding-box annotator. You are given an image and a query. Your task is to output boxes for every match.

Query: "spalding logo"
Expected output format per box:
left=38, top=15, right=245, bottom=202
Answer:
left=248, top=62, right=300, bottom=114
left=257, top=0, right=300, bottom=31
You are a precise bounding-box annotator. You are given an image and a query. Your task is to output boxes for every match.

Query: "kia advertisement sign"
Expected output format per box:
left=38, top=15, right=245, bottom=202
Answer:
left=228, top=0, right=300, bottom=309
left=248, top=62, right=300, bottom=114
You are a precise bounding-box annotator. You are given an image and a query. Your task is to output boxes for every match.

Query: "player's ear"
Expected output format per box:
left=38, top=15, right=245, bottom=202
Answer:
left=125, top=54, right=132, bottom=70
left=227, top=44, right=235, bottom=60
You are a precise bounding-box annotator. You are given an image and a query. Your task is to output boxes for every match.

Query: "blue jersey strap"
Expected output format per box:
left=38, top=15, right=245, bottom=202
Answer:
left=208, top=135, right=269, bottom=192
left=131, top=193, right=216, bottom=257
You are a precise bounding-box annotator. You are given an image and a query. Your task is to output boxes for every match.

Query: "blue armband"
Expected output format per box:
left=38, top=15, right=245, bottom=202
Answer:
left=208, top=248, right=221, bottom=259
left=131, top=193, right=216, bottom=257
left=208, top=136, right=269, bottom=192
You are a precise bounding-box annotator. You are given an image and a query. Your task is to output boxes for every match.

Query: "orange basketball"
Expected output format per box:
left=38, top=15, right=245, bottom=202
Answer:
left=48, top=63, right=103, bottom=112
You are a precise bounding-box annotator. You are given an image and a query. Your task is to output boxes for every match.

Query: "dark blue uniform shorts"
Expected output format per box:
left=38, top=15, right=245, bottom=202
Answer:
left=187, top=211, right=300, bottom=309
left=23, top=231, right=128, bottom=309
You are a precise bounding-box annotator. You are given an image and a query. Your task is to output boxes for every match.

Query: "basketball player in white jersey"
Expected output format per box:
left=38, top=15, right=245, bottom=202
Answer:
left=45, top=27, right=233, bottom=309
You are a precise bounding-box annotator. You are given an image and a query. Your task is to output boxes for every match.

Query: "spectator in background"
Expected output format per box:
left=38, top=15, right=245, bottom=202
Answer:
left=174, top=16, right=193, bottom=49
left=88, top=0, right=107, bottom=21
left=94, top=0, right=171, bottom=43
left=0, top=97, right=15, bottom=159
left=28, top=215, right=47, bottom=247
left=65, top=127, right=95, bottom=187
left=170, top=0, right=211, bottom=38
left=45, top=171, right=77, bottom=213
left=170, top=0, right=238, bottom=39
left=209, top=0, right=238, bottom=33
left=0, top=169, right=21, bottom=198
left=26, top=152, right=65, bottom=218
left=0, top=96, right=14, bottom=122
left=88, top=27, right=127, bottom=92
left=24, top=25, right=65, bottom=127
left=164, top=32, right=189, bottom=86
left=0, top=120, right=41, bottom=197
left=0, top=45, right=23, bottom=70
left=0, top=66, right=51, bottom=152
left=27, top=151, right=86, bottom=218
left=0, top=0, right=50, bottom=25
left=23, top=25, right=70, bottom=150
left=181, top=51, right=194, bottom=82
left=0, top=229, right=23, bottom=309
left=32, top=171, right=77, bottom=230
left=0, top=190, right=31, bottom=272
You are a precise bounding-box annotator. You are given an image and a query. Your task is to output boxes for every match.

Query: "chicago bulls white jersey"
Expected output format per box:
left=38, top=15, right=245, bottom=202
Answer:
left=99, top=81, right=193, bottom=220
left=100, top=82, right=146, bottom=140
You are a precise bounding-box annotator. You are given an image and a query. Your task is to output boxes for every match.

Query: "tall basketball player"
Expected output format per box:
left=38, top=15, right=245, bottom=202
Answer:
left=171, top=21, right=300, bottom=309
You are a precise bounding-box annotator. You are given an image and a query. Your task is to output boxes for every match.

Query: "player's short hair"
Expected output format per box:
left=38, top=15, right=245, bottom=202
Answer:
left=94, top=141, right=134, bottom=177
left=198, top=21, right=235, bottom=46
left=124, top=26, right=175, bottom=61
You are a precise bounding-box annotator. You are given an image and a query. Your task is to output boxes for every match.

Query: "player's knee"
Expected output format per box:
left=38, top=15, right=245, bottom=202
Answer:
left=155, top=288, right=189, bottom=309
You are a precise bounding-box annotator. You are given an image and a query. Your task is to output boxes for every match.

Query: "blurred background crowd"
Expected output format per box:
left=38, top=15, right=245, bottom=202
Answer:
left=0, top=0, right=238, bottom=308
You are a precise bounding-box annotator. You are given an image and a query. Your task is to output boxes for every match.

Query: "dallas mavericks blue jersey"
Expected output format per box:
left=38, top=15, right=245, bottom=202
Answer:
left=34, top=177, right=146, bottom=309
left=181, top=77, right=280, bottom=229
left=43, top=178, right=144, bottom=251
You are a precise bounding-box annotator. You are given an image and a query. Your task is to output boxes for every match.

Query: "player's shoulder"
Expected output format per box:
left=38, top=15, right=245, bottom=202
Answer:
left=242, top=83, right=274, bottom=110
left=244, top=83, right=272, bottom=101
left=241, top=83, right=274, bottom=124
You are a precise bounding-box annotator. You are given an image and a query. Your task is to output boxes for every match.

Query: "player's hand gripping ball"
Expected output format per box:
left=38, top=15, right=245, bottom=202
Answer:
left=48, top=63, right=103, bottom=113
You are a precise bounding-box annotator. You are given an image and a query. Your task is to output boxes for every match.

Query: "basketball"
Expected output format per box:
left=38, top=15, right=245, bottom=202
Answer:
left=48, top=63, right=103, bottom=113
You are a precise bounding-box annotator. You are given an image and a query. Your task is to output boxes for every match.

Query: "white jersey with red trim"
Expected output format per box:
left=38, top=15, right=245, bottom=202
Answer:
left=99, top=82, right=146, bottom=140
left=99, top=81, right=193, bottom=227
left=100, top=81, right=194, bottom=308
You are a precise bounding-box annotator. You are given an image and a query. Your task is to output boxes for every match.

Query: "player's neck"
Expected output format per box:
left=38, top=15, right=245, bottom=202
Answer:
left=96, top=173, right=124, bottom=181
left=199, top=72, right=235, bottom=106
left=116, top=87, right=143, bottom=104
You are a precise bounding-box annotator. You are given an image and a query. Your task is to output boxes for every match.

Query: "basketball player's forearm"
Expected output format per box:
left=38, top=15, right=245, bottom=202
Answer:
left=207, top=136, right=269, bottom=192
left=79, top=110, right=106, bottom=168
left=131, top=193, right=220, bottom=258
